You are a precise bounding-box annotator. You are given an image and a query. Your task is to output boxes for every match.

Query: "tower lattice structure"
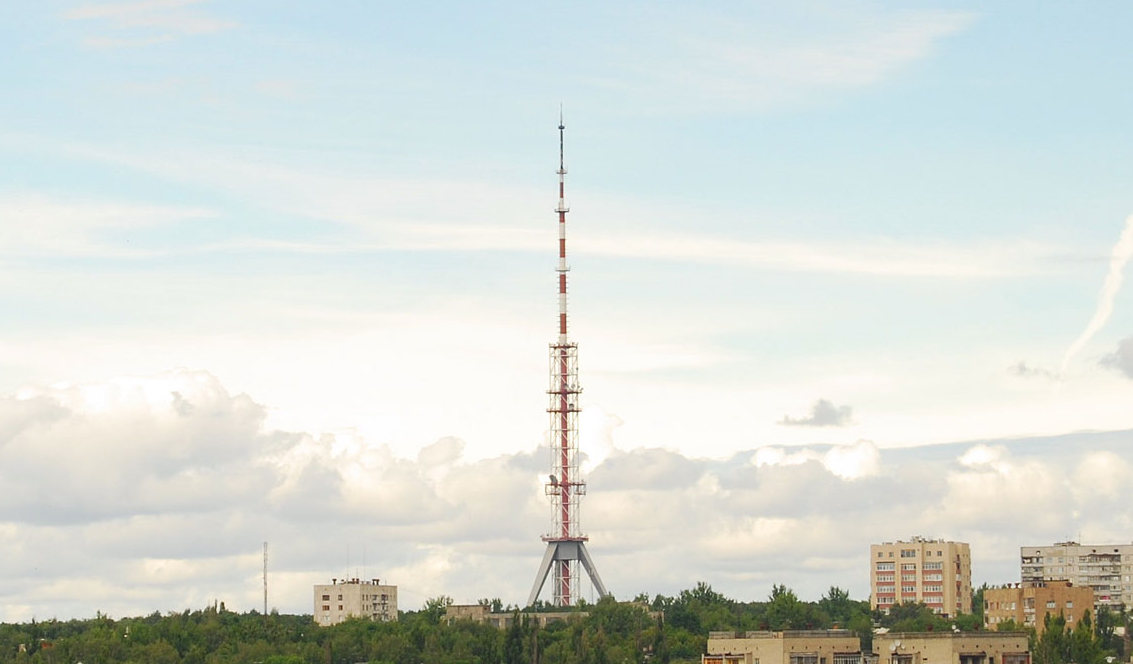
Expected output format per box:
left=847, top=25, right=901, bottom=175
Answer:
left=528, top=117, right=608, bottom=608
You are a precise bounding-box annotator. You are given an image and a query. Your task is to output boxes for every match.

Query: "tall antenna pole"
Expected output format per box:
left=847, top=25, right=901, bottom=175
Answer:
left=263, top=541, right=268, bottom=615
left=528, top=113, right=608, bottom=607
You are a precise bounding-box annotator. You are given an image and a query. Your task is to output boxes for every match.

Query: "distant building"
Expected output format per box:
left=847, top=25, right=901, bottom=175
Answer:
left=873, top=632, right=1029, bottom=664
left=705, top=629, right=864, bottom=664
left=870, top=538, right=972, bottom=617
left=1020, top=541, right=1133, bottom=610
left=313, top=577, right=397, bottom=626
left=984, top=581, right=1093, bottom=635
left=444, top=605, right=587, bottom=629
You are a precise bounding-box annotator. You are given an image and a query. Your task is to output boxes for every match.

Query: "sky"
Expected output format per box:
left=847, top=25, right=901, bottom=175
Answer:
left=2, top=0, right=1133, bottom=621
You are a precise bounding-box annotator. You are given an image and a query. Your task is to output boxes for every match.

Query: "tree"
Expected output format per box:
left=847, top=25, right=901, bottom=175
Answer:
left=424, top=595, right=455, bottom=625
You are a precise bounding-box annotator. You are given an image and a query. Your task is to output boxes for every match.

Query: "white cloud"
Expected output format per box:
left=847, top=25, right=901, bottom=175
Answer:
left=12, top=139, right=1065, bottom=278
left=751, top=441, right=878, bottom=480
left=598, top=8, right=974, bottom=113
left=0, top=370, right=1131, bottom=620
left=63, top=0, right=236, bottom=47
left=0, top=194, right=214, bottom=256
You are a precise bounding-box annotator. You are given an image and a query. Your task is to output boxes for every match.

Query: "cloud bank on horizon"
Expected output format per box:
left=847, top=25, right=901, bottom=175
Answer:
left=0, top=370, right=1131, bottom=622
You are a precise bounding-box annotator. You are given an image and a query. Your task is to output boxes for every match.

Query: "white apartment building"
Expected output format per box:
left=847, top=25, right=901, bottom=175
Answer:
left=313, top=577, right=398, bottom=626
left=871, top=537, right=971, bottom=617
left=1020, top=541, right=1133, bottom=609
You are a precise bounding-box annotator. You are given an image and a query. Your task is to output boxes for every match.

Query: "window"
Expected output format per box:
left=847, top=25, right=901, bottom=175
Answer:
left=901, top=549, right=916, bottom=558
left=925, top=562, right=943, bottom=570
left=322, top=594, right=330, bottom=601
left=338, top=605, right=344, bottom=611
left=338, top=594, right=343, bottom=600
left=790, top=655, right=818, bottom=664
left=1066, top=601, right=1074, bottom=608
left=901, top=563, right=917, bottom=570
left=902, top=585, right=916, bottom=593
left=877, top=562, right=895, bottom=571
left=1046, top=600, right=1056, bottom=608
left=322, top=605, right=330, bottom=611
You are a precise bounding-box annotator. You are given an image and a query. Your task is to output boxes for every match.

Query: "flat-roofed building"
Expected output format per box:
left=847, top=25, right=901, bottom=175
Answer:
left=874, top=632, right=1029, bottom=664
left=871, top=538, right=971, bottom=617
left=313, top=577, right=397, bottom=626
left=984, top=581, right=1093, bottom=635
left=705, top=630, right=864, bottom=664
left=1020, top=541, right=1133, bottom=610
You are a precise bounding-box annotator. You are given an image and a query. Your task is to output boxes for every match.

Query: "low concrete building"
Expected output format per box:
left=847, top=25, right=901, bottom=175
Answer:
left=705, top=630, right=864, bottom=664
left=444, top=604, right=587, bottom=629
left=313, top=577, right=397, bottom=626
left=984, top=581, right=1093, bottom=635
left=873, top=632, right=1029, bottom=664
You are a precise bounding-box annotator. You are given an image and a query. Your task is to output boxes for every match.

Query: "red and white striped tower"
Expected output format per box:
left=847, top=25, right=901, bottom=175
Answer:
left=528, top=115, right=608, bottom=607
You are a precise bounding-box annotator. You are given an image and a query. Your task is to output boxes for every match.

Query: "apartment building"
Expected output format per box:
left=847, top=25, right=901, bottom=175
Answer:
left=984, top=581, right=1093, bottom=635
left=313, top=577, right=398, bottom=626
left=1020, top=541, right=1133, bottom=610
left=874, top=632, right=1029, bottom=664
left=706, top=630, right=864, bottom=664
left=871, top=538, right=972, bottom=617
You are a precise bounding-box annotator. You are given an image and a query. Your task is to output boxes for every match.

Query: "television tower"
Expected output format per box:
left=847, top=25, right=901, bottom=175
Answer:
left=527, top=114, right=609, bottom=607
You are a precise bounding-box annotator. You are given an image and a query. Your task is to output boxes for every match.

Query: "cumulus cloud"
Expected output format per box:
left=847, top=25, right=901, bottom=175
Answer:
left=750, top=441, right=878, bottom=481
left=778, top=399, right=853, bottom=427
left=1099, top=336, right=1133, bottom=378
left=2, top=371, right=1132, bottom=622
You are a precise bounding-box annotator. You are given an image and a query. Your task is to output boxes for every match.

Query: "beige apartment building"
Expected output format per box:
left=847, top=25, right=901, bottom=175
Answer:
left=871, top=538, right=971, bottom=617
left=1020, top=541, right=1133, bottom=610
left=313, top=577, right=398, bottom=626
left=705, top=629, right=864, bottom=664
left=874, top=632, right=1029, bottom=664
left=984, top=581, right=1093, bottom=635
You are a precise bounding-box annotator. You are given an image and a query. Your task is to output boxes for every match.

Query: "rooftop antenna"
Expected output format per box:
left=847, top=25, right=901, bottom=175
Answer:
left=528, top=111, right=609, bottom=607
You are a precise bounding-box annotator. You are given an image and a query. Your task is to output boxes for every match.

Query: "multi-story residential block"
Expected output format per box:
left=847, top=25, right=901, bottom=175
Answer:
left=984, top=581, right=1093, bottom=635
left=1020, top=541, right=1133, bottom=610
left=705, top=630, right=864, bottom=664
left=870, top=537, right=971, bottom=617
left=874, top=632, right=1029, bottom=664
left=313, top=577, right=397, bottom=626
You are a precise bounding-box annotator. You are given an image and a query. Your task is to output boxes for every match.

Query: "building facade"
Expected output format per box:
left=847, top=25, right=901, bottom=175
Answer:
left=984, top=581, right=1094, bottom=635
left=313, top=577, right=398, bottom=626
left=1020, top=542, right=1133, bottom=610
left=871, top=538, right=972, bottom=616
left=874, top=632, right=1029, bottom=664
left=705, top=630, right=864, bottom=664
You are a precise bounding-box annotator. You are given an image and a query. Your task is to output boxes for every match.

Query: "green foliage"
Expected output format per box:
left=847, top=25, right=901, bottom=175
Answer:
left=0, top=584, right=887, bottom=664
left=1032, top=609, right=1117, bottom=664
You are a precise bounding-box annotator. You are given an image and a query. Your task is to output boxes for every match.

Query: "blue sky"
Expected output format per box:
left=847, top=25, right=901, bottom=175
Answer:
left=2, top=0, right=1133, bottom=620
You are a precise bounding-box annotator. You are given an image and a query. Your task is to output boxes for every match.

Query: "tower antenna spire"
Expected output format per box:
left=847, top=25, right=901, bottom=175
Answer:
left=528, top=113, right=609, bottom=608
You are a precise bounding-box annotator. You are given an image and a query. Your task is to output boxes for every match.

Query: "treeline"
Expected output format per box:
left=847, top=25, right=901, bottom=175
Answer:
left=0, top=584, right=1125, bottom=664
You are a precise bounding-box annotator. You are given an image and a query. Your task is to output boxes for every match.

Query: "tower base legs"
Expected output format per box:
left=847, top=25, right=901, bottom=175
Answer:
left=528, top=540, right=608, bottom=607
